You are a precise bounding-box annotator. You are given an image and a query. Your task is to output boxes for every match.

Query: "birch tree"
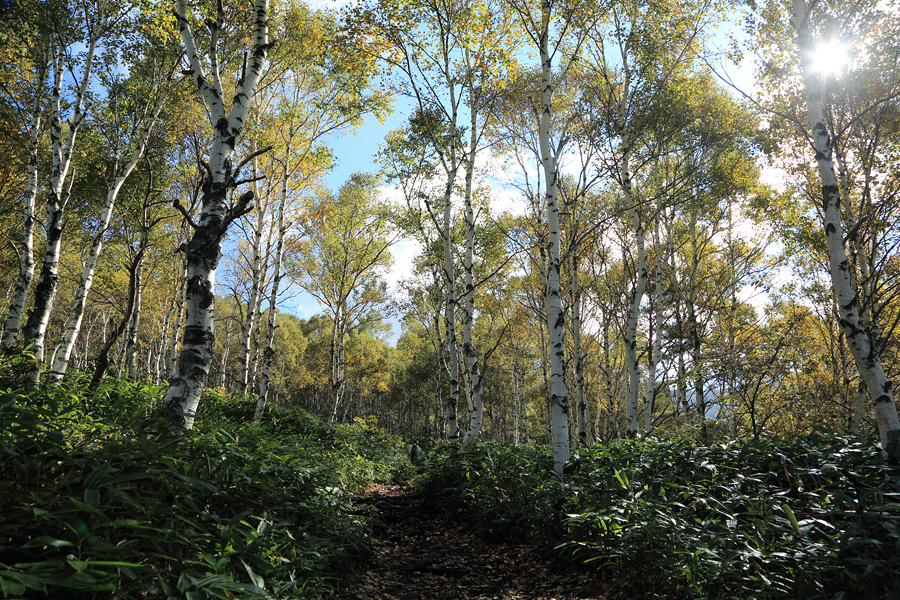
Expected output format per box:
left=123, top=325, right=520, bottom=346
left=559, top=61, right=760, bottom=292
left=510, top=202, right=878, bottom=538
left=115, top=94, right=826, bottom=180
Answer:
left=48, top=54, right=175, bottom=384
left=162, top=0, right=269, bottom=430
left=789, top=0, right=900, bottom=461
left=501, top=0, right=605, bottom=474
left=19, top=2, right=105, bottom=387
left=581, top=0, right=724, bottom=436
left=358, top=0, right=517, bottom=444
left=0, top=1, right=53, bottom=347
left=287, top=174, right=396, bottom=422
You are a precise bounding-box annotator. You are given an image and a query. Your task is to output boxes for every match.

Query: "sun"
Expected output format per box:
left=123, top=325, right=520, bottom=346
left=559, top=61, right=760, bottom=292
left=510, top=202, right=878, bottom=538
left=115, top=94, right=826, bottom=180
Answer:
left=811, top=40, right=849, bottom=76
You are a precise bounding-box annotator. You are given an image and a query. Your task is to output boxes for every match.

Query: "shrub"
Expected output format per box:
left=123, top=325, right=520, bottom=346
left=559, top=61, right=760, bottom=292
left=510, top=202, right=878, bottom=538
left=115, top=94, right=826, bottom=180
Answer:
left=1, top=378, right=411, bottom=598
left=418, top=435, right=900, bottom=599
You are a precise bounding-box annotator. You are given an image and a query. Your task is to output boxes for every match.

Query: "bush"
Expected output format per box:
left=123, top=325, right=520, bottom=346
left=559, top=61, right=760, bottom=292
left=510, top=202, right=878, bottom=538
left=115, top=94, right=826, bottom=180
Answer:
left=1, top=377, right=412, bottom=598
left=418, top=435, right=900, bottom=599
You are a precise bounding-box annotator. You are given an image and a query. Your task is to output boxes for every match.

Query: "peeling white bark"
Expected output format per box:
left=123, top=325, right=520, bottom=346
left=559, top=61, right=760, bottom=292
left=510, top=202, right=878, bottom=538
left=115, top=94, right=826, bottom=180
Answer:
left=163, top=0, right=269, bottom=431
left=792, top=0, right=900, bottom=461
left=48, top=86, right=169, bottom=384
left=536, top=0, right=570, bottom=476
left=1, top=48, right=48, bottom=347
left=22, top=35, right=96, bottom=388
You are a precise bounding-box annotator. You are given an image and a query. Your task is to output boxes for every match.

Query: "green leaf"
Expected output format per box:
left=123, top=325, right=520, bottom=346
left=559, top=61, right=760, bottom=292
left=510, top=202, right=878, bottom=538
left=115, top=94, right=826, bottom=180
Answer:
left=20, top=536, right=75, bottom=549
left=614, top=469, right=629, bottom=490
left=782, top=504, right=802, bottom=537
left=84, top=488, right=101, bottom=507
left=0, top=577, right=26, bottom=596
left=83, top=464, right=111, bottom=489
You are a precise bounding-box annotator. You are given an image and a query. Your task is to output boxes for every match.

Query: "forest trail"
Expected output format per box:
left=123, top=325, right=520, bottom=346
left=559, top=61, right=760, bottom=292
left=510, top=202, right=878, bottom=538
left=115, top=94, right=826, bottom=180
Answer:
left=343, top=485, right=606, bottom=600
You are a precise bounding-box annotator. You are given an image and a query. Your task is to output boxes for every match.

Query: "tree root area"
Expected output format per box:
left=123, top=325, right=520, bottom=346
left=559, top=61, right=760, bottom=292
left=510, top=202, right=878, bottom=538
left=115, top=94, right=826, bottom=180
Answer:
left=344, top=485, right=606, bottom=600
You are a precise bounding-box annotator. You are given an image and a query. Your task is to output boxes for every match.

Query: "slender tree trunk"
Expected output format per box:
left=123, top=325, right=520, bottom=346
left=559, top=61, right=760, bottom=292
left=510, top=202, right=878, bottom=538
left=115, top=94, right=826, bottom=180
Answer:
left=2, top=50, right=48, bottom=347
left=49, top=93, right=168, bottom=384
left=537, top=2, right=570, bottom=475
left=23, top=38, right=95, bottom=388
left=835, top=141, right=872, bottom=434
left=162, top=0, right=269, bottom=430
left=644, top=217, right=664, bottom=433
left=329, top=313, right=346, bottom=423
left=601, top=316, right=616, bottom=440
left=792, top=0, right=900, bottom=461
left=90, top=244, right=146, bottom=390
left=461, top=122, right=484, bottom=446
left=125, top=258, right=144, bottom=380
left=572, top=250, right=590, bottom=445
left=238, top=157, right=268, bottom=394
left=441, top=176, right=461, bottom=441
left=621, top=143, right=647, bottom=438
left=254, top=184, right=287, bottom=420
left=168, top=263, right=187, bottom=379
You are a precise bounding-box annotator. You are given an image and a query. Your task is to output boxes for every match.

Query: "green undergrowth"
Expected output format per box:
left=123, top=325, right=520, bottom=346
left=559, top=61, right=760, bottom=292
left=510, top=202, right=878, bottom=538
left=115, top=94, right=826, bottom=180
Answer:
left=1, top=370, right=410, bottom=599
left=418, top=436, right=900, bottom=599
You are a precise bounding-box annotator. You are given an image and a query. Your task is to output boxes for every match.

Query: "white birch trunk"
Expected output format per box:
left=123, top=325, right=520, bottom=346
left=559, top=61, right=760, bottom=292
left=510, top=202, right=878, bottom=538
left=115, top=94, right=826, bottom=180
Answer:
left=48, top=91, right=168, bottom=384
left=792, top=0, right=900, bottom=461
left=621, top=143, right=647, bottom=438
left=329, top=313, right=346, bottom=423
left=644, top=217, right=664, bottom=433
left=2, top=50, right=47, bottom=347
left=461, top=123, right=484, bottom=446
left=439, top=147, right=461, bottom=443
left=238, top=154, right=268, bottom=394
left=163, top=0, right=269, bottom=430
left=537, top=1, right=570, bottom=475
left=572, top=250, right=590, bottom=445
left=254, top=167, right=289, bottom=421
left=125, top=258, right=144, bottom=380
left=22, top=36, right=95, bottom=387
left=687, top=205, right=707, bottom=440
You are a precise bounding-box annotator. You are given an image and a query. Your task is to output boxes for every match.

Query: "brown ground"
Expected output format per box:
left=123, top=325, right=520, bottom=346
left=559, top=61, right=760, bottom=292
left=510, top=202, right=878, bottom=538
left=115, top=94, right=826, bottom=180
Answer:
left=343, top=485, right=608, bottom=600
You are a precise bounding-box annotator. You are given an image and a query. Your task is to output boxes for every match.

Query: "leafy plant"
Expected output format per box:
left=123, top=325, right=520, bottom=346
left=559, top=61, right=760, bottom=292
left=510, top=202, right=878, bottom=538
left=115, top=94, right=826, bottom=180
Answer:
left=418, top=435, right=900, bottom=599
left=1, top=374, right=412, bottom=598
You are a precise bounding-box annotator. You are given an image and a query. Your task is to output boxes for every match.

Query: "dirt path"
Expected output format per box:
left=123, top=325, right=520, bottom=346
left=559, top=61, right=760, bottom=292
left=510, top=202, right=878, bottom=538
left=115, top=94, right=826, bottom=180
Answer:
left=343, top=485, right=606, bottom=600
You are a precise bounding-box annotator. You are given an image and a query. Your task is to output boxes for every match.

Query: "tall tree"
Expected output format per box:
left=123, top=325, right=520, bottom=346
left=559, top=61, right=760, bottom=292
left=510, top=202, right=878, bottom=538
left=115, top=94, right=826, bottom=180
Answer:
left=19, top=1, right=106, bottom=387
left=0, top=0, right=54, bottom=347
left=358, top=0, right=518, bottom=445
left=162, top=0, right=269, bottom=430
left=48, top=51, right=175, bottom=384
left=287, top=174, right=396, bottom=422
left=790, top=0, right=900, bottom=461
left=501, top=0, right=604, bottom=475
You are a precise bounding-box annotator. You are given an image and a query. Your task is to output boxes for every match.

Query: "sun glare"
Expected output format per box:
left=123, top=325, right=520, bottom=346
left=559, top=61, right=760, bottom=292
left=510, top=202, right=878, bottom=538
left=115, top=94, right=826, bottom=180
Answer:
left=811, top=41, right=849, bottom=75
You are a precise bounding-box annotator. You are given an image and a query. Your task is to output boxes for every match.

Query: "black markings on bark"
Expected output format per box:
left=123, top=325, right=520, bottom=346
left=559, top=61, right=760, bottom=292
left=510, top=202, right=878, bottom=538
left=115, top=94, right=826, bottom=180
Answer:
left=182, top=323, right=214, bottom=347
left=215, top=117, right=229, bottom=135
left=841, top=295, right=858, bottom=311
